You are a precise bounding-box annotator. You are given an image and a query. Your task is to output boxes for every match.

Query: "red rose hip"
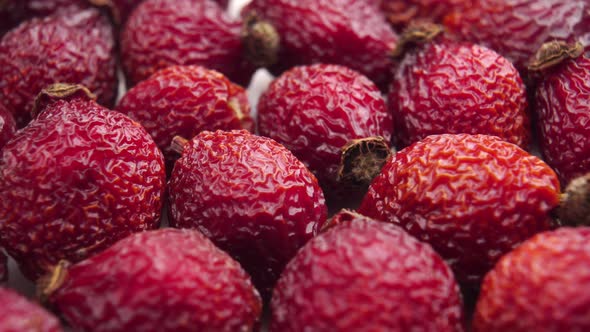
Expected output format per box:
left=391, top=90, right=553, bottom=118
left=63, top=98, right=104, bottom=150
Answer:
left=0, top=287, right=63, bottom=332
left=0, top=0, right=91, bottom=35
left=379, top=0, right=468, bottom=31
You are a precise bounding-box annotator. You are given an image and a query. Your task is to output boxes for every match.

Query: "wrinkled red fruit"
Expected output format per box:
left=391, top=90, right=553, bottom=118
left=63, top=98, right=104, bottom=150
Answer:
left=271, top=210, right=465, bottom=332
left=0, top=85, right=165, bottom=280
left=0, top=251, right=6, bottom=282
left=121, top=0, right=254, bottom=87
left=444, top=0, right=590, bottom=72
left=43, top=229, right=261, bottom=332
left=532, top=43, right=590, bottom=185
left=359, top=134, right=560, bottom=287
left=117, top=65, right=253, bottom=174
left=389, top=25, right=530, bottom=149
left=379, top=0, right=468, bottom=31
left=169, top=130, right=327, bottom=299
left=0, top=8, right=117, bottom=127
left=0, top=287, right=63, bottom=332
left=243, top=0, right=398, bottom=89
left=258, top=64, right=393, bottom=206
left=0, top=104, right=16, bottom=150
left=473, top=227, right=590, bottom=331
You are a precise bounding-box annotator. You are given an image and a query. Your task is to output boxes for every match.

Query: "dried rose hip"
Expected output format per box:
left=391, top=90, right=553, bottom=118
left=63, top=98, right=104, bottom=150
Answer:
left=41, top=229, right=262, bottom=332
left=0, top=287, right=63, bottom=332
left=242, top=0, right=398, bottom=89
left=0, top=251, right=6, bottom=282
left=257, top=64, right=393, bottom=207
left=358, top=134, right=560, bottom=288
left=0, top=0, right=90, bottom=35
left=169, top=130, right=327, bottom=299
left=0, top=84, right=166, bottom=280
left=390, top=24, right=530, bottom=149
left=444, top=0, right=590, bottom=72
left=529, top=42, right=590, bottom=185
left=473, top=227, right=590, bottom=331
left=379, top=0, right=468, bottom=31
left=117, top=65, right=253, bottom=174
left=0, top=104, right=16, bottom=151
left=271, top=210, right=465, bottom=332
left=0, top=7, right=117, bottom=127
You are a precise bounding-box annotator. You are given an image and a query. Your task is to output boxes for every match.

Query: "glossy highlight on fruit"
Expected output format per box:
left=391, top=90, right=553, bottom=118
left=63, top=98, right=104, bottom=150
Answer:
left=473, top=228, right=590, bottom=332
left=359, top=134, right=560, bottom=287
left=169, top=130, right=327, bottom=299
left=0, top=287, right=63, bottom=332
left=271, top=211, right=465, bottom=332
left=0, top=104, right=16, bottom=150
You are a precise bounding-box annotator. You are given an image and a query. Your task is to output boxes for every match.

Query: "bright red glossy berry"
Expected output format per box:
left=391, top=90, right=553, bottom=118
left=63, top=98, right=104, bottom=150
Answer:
left=0, top=287, right=63, bottom=332
left=0, top=8, right=117, bottom=127
left=271, top=210, right=465, bottom=332
left=359, top=134, right=560, bottom=287
left=473, top=228, right=590, bottom=332
left=169, top=130, right=327, bottom=299
left=0, top=85, right=166, bottom=280
left=379, top=0, right=468, bottom=31
left=43, top=228, right=262, bottom=332
left=117, top=65, right=253, bottom=174
left=0, top=104, right=16, bottom=151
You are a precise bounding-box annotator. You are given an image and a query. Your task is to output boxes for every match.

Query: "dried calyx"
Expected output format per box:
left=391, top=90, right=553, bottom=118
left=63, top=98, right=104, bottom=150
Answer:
left=37, top=260, right=69, bottom=304
left=171, top=136, right=189, bottom=155
left=242, top=13, right=280, bottom=68
left=32, top=83, right=96, bottom=119
left=337, top=137, right=393, bottom=189
left=559, top=173, right=590, bottom=226
left=390, top=22, right=444, bottom=59
left=528, top=41, right=583, bottom=72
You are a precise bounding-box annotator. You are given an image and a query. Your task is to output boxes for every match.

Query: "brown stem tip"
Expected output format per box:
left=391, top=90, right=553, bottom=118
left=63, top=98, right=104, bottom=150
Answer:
left=337, top=136, right=393, bottom=188
left=242, top=13, right=280, bottom=68
left=391, top=22, right=444, bottom=59
left=170, top=136, right=190, bottom=155
left=559, top=173, right=590, bottom=226
left=528, top=41, right=583, bottom=72
left=37, top=260, right=69, bottom=304
left=32, top=83, right=96, bottom=119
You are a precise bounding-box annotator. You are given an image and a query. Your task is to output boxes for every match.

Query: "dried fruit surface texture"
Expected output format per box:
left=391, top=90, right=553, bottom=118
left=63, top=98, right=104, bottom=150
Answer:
left=359, top=134, right=560, bottom=287
left=257, top=64, right=392, bottom=197
left=47, top=229, right=261, bottom=332
left=0, top=104, right=16, bottom=150
left=243, top=0, right=398, bottom=89
left=473, top=228, right=590, bottom=332
left=444, top=0, right=590, bottom=71
left=271, top=214, right=465, bottom=332
left=0, top=0, right=90, bottom=35
left=379, top=0, right=469, bottom=31
left=390, top=37, right=529, bottom=149
left=535, top=55, right=590, bottom=185
left=169, top=130, right=327, bottom=298
left=0, top=8, right=116, bottom=127
left=0, top=96, right=165, bottom=279
left=0, top=287, right=63, bottom=332
left=121, top=0, right=252, bottom=87
left=117, top=65, right=253, bottom=173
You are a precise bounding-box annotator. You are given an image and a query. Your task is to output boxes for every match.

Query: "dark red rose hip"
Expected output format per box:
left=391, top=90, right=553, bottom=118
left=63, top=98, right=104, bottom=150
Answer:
left=0, top=0, right=90, bottom=35
left=42, top=229, right=262, bottom=332
left=117, top=65, right=253, bottom=174
left=0, top=287, right=63, bottom=332
left=359, top=134, right=560, bottom=287
left=379, top=0, right=469, bottom=31
left=0, top=7, right=117, bottom=127
left=0, top=84, right=166, bottom=280
left=271, top=211, right=465, bottom=332
left=0, top=104, right=16, bottom=150
left=169, top=130, right=327, bottom=299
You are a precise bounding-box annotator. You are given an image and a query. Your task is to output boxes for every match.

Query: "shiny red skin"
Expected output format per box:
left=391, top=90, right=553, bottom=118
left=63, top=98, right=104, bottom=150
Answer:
left=473, top=228, right=590, bottom=332
left=0, top=251, right=6, bottom=282
left=0, top=0, right=90, bottom=35
left=121, top=0, right=253, bottom=87
left=169, top=130, right=327, bottom=299
left=359, top=134, right=560, bottom=287
left=271, top=213, right=465, bottom=332
left=47, top=229, right=262, bottom=332
left=390, top=37, right=530, bottom=149
left=243, top=0, right=398, bottom=89
left=379, top=0, right=469, bottom=31
left=535, top=55, right=590, bottom=185
left=0, top=8, right=117, bottom=127
left=258, top=64, right=392, bottom=202
left=117, top=65, right=253, bottom=174
left=444, top=0, right=590, bottom=72
left=0, top=96, right=166, bottom=280
left=0, top=104, right=16, bottom=151
left=0, top=287, right=63, bottom=332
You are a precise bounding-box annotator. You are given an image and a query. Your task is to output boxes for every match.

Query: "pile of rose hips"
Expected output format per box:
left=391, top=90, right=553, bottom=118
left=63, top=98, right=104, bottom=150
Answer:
left=0, top=0, right=589, bottom=331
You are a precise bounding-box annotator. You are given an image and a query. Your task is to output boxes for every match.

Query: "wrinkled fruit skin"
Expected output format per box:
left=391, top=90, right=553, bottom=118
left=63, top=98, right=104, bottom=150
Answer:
left=535, top=55, right=590, bottom=185
left=0, top=8, right=117, bottom=127
left=444, top=0, right=590, bottom=72
left=0, top=0, right=90, bottom=35
left=359, top=134, right=560, bottom=287
left=271, top=212, right=465, bottom=332
left=258, top=64, right=392, bottom=203
left=243, top=0, right=398, bottom=89
left=378, top=0, right=469, bottom=31
left=0, top=287, right=63, bottom=332
left=0, top=104, right=16, bottom=150
left=121, top=0, right=253, bottom=87
left=47, top=229, right=262, bottom=332
left=117, top=65, right=253, bottom=174
left=169, top=130, right=327, bottom=299
left=390, top=36, right=530, bottom=149
left=0, top=251, right=6, bottom=282
left=473, top=228, right=590, bottom=332
left=0, top=95, right=165, bottom=280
